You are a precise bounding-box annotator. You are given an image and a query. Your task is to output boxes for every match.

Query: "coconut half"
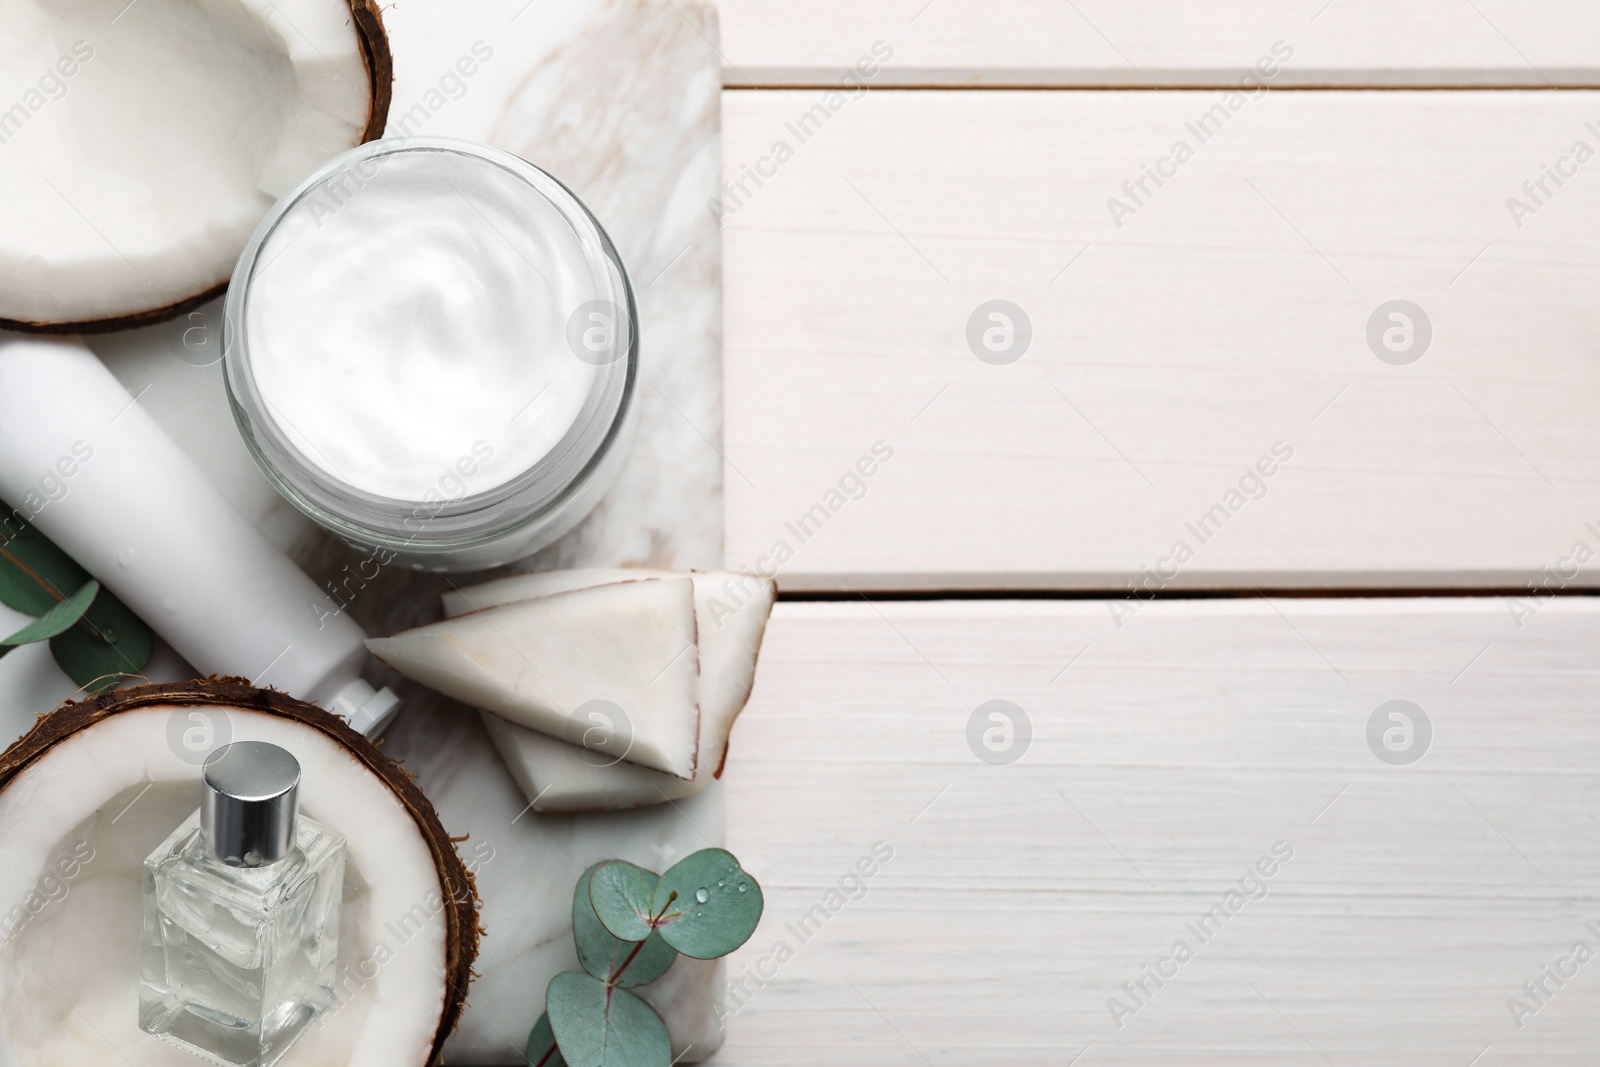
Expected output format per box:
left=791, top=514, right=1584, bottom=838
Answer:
left=0, top=0, right=391, bottom=333
left=448, top=570, right=775, bottom=813
left=0, top=680, right=476, bottom=1067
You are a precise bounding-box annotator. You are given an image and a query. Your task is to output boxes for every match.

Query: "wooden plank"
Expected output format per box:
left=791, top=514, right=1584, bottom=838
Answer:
left=718, top=0, right=1600, bottom=88
left=722, top=90, right=1600, bottom=592
left=719, top=598, right=1600, bottom=1064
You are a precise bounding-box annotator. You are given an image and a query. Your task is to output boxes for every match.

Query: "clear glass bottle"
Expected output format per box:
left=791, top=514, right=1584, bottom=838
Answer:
left=140, top=741, right=346, bottom=1067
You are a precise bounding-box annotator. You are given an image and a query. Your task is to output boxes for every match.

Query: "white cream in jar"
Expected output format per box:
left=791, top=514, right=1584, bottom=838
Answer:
left=247, top=149, right=599, bottom=501
left=225, top=139, right=636, bottom=571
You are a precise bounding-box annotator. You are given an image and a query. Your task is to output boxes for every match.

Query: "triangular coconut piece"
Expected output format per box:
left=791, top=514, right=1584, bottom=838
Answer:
left=446, top=570, right=775, bottom=812
left=368, top=578, right=700, bottom=780
left=441, top=568, right=675, bottom=615
left=479, top=709, right=688, bottom=813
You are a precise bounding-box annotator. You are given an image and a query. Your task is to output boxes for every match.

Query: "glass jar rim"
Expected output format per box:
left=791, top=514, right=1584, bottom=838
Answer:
left=221, top=137, right=638, bottom=556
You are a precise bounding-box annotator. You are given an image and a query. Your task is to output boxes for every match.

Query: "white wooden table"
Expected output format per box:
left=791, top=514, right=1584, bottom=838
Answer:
left=710, top=4, right=1600, bottom=1064
left=6, top=3, right=1597, bottom=1065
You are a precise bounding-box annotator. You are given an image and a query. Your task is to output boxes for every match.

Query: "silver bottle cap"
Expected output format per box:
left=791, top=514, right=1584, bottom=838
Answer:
left=201, top=741, right=299, bottom=867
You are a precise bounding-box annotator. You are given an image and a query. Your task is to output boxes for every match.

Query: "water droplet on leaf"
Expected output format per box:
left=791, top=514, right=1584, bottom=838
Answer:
left=695, top=888, right=709, bottom=904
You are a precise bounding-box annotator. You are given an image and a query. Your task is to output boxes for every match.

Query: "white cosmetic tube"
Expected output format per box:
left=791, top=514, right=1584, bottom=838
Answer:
left=0, top=336, right=397, bottom=734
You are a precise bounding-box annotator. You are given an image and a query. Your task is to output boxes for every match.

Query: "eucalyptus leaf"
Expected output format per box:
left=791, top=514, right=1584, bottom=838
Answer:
left=606, top=933, right=676, bottom=989
left=526, top=1011, right=570, bottom=1067
left=574, top=863, right=676, bottom=988
left=0, top=519, right=91, bottom=616
left=0, top=516, right=152, bottom=691
left=651, top=848, right=763, bottom=960
left=588, top=860, right=658, bottom=943
left=50, top=583, right=152, bottom=693
left=1, top=580, right=98, bottom=648
left=546, top=971, right=670, bottom=1067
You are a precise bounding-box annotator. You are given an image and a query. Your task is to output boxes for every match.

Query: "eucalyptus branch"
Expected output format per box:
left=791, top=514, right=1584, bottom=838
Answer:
left=528, top=849, right=763, bottom=1067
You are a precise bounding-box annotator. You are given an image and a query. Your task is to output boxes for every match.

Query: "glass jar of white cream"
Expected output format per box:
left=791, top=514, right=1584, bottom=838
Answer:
left=223, top=138, right=637, bottom=572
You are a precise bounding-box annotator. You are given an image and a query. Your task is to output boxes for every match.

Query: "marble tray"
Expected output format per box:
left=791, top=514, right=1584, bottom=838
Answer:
left=0, top=0, right=727, bottom=1062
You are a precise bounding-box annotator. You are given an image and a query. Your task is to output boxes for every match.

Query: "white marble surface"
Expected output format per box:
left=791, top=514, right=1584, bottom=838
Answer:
left=89, top=0, right=725, bottom=572
left=3, top=0, right=727, bottom=1063
left=361, top=6, right=727, bottom=1055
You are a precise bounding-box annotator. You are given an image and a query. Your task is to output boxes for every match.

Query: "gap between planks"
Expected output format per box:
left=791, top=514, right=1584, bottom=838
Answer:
left=776, top=588, right=1600, bottom=603
left=722, top=80, right=1600, bottom=91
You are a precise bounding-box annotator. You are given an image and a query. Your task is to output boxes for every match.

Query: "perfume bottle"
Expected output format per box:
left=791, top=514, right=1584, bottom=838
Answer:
left=140, top=741, right=346, bottom=1067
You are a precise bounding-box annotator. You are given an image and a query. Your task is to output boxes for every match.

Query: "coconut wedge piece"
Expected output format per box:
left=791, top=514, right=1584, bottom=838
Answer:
left=446, top=569, right=775, bottom=813
left=369, top=578, right=701, bottom=780
left=442, top=568, right=677, bottom=614
left=0, top=0, right=391, bottom=332
left=0, top=680, right=477, bottom=1067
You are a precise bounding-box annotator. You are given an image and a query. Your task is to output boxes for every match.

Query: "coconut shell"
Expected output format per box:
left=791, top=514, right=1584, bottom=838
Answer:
left=0, top=0, right=395, bottom=336
left=0, top=676, right=477, bottom=1065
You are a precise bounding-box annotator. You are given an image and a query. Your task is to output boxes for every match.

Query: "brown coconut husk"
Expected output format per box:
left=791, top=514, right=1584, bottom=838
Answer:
left=0, top=676, right=477, bottom=1065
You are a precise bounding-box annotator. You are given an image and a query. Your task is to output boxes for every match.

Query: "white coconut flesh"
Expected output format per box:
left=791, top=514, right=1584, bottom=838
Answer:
left=0, top=0, right=375, bottom=326
left=369, top=578, right=704, bottom=781
left=447, top=570, right=775, bottom=813
left=0, top=707, right=447, bottom=1067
